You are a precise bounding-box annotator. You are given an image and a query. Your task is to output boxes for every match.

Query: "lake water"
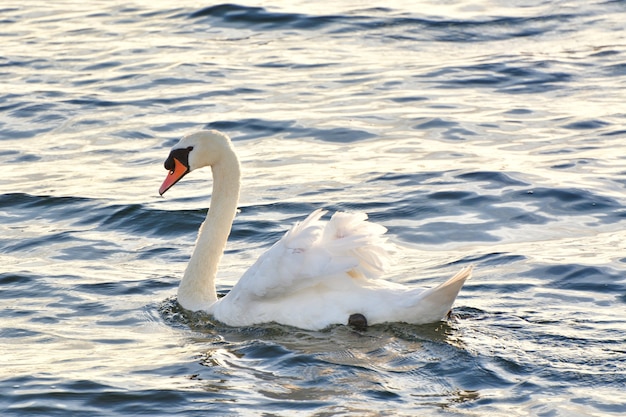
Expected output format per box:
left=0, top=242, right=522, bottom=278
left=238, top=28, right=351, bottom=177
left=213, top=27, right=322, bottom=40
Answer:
left=2, top=0, right=626, bottom=415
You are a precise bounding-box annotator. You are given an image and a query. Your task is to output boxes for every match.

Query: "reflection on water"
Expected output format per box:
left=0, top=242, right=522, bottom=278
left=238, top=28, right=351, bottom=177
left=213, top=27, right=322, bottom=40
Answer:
left=163, top=299, right=484, bottom=412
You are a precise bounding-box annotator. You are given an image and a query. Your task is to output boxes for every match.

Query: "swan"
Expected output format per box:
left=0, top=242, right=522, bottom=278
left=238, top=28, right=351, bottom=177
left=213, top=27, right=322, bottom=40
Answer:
left=159, top=130, right=472, bottom=330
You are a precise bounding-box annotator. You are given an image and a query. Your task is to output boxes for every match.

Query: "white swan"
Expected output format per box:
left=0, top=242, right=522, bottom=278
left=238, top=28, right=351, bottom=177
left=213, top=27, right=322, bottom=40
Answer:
left=159, top=130, right=472, bottom=330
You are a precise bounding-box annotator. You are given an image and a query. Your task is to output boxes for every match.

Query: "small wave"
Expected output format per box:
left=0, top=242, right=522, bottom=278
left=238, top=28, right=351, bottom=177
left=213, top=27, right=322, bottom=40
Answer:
left=188, top=3, right=580, bottom=44
left=517, top=187, right=622, bottom=218
left=189, top=3, right=338, bottom=30
left=561, top=119, right=611, bottom=130
left=1, top=376, right=193, bottom=416
left=420, top=59, right=573, bottom=94
left=206, top=118, right=376, bottom=143
left=456, top=171, right=528, bottom=188
left=529, top=263, right=625, bottom=293
left=0, top=192, right=205, bottom=239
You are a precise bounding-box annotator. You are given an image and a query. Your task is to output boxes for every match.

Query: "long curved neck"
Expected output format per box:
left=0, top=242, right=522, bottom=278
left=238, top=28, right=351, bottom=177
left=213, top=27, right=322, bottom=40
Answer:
left=177, top=152, right=241, bottom=311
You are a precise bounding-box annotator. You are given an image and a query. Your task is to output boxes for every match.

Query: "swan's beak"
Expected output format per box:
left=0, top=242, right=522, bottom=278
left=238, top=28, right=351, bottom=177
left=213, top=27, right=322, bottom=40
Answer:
left=159, top=157, right=189, bottom=196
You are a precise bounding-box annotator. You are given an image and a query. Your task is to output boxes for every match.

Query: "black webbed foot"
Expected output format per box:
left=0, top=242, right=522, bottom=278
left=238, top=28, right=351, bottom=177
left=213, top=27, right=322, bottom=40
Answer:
left=348, top=313, right=368, bottom=331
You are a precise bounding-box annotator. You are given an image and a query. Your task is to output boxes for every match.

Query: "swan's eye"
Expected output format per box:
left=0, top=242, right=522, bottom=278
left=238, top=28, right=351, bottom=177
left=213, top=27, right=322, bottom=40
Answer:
left=164, top=146, right=193, bottom=171
left=164, top=157, right=175, bottom=172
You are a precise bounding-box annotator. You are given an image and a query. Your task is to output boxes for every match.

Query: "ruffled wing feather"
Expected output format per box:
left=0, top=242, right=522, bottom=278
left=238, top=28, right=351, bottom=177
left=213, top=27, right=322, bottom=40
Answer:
left=232, top=209, right=392, bottom=300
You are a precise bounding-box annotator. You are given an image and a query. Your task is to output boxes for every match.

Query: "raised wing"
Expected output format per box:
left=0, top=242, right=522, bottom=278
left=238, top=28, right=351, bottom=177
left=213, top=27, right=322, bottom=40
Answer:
left=231, top=209, right=392, bottom=300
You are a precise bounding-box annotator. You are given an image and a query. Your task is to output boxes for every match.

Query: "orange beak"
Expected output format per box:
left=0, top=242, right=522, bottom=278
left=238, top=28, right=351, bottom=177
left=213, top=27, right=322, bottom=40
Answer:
left=159, top=157, right=189, bottom=196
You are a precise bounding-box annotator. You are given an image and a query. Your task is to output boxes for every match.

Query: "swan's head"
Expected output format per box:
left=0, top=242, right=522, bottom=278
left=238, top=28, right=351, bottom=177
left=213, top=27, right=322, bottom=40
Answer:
left=159, top=130, right=233, bottom=196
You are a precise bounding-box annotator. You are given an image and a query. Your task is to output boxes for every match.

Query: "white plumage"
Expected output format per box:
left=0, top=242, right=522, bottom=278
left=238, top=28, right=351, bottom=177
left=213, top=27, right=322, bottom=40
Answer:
left=159, top=130, right=472, bottom=330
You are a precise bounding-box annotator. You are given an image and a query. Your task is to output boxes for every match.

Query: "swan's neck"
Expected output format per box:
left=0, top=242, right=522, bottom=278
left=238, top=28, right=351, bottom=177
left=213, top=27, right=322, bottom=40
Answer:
left=177, top=154, right=241, bottom=311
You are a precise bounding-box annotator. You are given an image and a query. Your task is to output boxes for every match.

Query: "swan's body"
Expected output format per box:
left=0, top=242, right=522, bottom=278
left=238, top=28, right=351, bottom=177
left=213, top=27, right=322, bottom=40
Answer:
left=159, top=130, right=472, bottom=330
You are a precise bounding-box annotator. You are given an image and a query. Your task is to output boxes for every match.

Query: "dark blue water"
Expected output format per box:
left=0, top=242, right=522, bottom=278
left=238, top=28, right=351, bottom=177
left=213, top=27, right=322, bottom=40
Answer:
left=2, top=1, right=626, bottom=415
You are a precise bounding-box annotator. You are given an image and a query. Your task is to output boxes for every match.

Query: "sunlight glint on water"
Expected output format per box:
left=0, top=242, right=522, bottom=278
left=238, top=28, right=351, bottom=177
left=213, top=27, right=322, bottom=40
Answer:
left=1, top=0, right=625, bottom=416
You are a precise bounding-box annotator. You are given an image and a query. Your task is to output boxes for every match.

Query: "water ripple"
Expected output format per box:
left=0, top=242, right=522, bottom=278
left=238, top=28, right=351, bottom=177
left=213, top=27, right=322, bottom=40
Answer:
left=2, top=1, right=626, bottom=416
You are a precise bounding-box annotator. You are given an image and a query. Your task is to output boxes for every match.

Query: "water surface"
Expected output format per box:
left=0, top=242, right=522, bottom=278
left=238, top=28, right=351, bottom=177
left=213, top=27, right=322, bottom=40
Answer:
left=2, top=1, right=626, bottom=415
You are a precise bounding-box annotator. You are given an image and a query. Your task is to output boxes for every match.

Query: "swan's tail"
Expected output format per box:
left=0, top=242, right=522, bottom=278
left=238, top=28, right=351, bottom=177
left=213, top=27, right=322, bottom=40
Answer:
left=415, top=265, right=473, bottom=322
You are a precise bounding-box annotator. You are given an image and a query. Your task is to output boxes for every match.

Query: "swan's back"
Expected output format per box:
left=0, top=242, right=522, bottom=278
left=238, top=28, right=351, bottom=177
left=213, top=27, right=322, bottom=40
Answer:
left=211, top=209, right=471, bottom=330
